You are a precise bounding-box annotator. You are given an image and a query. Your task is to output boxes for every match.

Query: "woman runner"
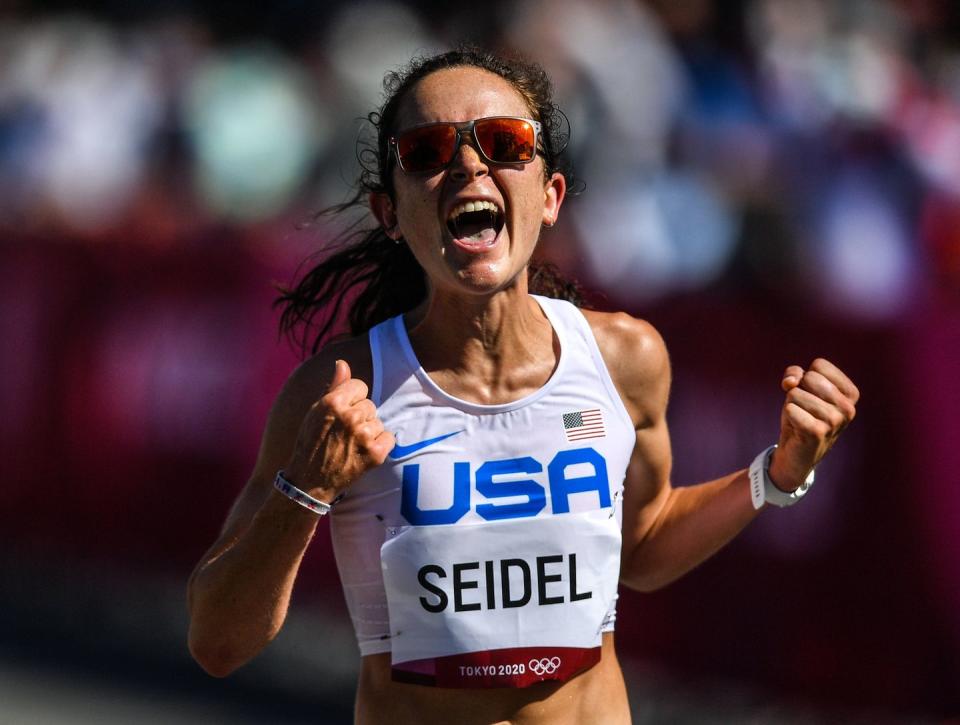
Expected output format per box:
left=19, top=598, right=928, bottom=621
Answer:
left=187, top=47, right=859, bottom=724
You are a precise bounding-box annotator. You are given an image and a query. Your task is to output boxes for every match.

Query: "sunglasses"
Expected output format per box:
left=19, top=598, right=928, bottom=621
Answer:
left=389, top=116, right=542, bottom=174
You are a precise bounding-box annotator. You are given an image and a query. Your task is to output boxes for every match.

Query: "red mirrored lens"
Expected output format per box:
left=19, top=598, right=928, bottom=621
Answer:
left=474, top=118, right=536, bottom=163
left=396, top=124, right=457, bottom=172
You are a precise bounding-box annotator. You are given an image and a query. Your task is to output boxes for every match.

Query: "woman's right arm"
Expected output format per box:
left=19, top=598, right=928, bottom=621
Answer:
left=187, top=353, right=393, bottom=677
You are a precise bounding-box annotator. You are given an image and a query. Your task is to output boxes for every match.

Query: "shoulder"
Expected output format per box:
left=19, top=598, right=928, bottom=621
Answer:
left=580, top=309, right=670, bottom=429
left=278, top=334, right=374, bottom=414
left=219, top=331, right=377, bottom=536
left=253, top=333, right=374, bottom=476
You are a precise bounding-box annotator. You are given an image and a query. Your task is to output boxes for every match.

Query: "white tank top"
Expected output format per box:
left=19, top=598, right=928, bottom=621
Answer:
left=330, top=295, right=635, bottom=688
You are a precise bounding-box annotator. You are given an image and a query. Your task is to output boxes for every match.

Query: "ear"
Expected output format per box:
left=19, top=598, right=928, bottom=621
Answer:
left=369, top=192, right=402, bottom=240
left=542, top=172, right=566, bottom=228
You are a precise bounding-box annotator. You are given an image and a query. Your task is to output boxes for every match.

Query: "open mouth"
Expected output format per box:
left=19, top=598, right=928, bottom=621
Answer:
left=446, top=200, right=504, bottom=247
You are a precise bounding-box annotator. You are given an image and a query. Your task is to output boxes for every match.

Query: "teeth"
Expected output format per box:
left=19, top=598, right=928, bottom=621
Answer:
left=447, top=199, right=500, bottom=221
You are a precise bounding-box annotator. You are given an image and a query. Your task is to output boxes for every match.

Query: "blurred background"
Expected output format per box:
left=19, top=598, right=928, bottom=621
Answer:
left=1, top=0, right=958, bottom=722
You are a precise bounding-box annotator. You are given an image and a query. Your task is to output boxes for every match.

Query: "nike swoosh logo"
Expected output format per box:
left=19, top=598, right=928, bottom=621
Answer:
left=388, top=430, right=464, bottom=460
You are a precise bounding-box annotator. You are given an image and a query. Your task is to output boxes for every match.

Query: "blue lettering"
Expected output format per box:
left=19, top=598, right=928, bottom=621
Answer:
left=547, top=448, right=611, bottom=514
left=399, top=448, right=611, bottom=524
left=401, top=462, right=471, bottom=525
left=475, top=457, right=546, bottom=521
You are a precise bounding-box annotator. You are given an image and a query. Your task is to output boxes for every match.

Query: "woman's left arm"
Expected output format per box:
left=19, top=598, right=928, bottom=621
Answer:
left=586, top=312, right=859, bottom=592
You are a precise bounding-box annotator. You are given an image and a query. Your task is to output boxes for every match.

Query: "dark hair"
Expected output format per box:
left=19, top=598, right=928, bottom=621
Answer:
left=275, top=46, right=583, bottom=356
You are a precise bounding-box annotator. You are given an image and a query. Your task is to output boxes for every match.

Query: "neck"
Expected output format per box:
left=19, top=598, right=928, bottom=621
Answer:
left=404, top=277, right=556, bottom=404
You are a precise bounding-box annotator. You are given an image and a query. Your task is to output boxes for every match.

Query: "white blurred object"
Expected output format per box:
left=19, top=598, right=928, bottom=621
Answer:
left=829, top=32, right=902, bottom=121
left=2, top=17, right=163, bottom=231
left=183, top=46, right=327, bottom=221
left=749, top=0, right=833, bottom=129
left=509, top=0, right=686, bottom=170
left=812, top=176, right=914, bottom=320
left=750, top=0, right=907, bottom=129
left=900, top=96, right=960, bottom=198
left=573, top=171, right=737, bottom=302
left=507, top=0, right=726, bottom=303
left=325, top=1, right=438, bottom=108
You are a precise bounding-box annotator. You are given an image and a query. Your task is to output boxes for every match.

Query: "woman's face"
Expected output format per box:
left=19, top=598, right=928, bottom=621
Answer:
left=372, top=66, right=566, bottom=300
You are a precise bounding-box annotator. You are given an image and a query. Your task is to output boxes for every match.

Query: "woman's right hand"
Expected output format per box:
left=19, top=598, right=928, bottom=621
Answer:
left=281, top=359, right=395, bottom=503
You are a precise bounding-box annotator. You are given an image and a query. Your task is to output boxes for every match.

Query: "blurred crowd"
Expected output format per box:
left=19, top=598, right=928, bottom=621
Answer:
left=1, top=0, right=958, bottom=313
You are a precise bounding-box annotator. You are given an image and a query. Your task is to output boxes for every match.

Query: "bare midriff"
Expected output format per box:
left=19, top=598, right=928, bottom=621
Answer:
left=354, top=633, right=630, bottom=725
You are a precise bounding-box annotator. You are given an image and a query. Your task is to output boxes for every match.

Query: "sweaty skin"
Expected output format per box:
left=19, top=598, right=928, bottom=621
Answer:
left=357, top=634, right=629, bottom=725
left=187, top=66, right=859, bottom=724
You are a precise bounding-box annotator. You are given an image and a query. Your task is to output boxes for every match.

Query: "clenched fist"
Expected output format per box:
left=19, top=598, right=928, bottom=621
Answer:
left=283, top=359, right=395, bottom=503
left=768, top=358, right=859, bottom=493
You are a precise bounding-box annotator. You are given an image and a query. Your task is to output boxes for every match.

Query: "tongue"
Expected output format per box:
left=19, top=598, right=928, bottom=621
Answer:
left=450, top=210, right=499, bottom=247
left=453, top=225, right=497, bottom=246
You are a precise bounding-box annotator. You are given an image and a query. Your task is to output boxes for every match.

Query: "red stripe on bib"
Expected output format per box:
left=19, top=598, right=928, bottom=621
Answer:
left=391, top=645, right=601, bottom=688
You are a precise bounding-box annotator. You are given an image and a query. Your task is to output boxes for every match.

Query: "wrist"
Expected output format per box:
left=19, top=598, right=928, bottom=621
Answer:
left=749, top=445, right=815, bottom=510
left=263, top=487, right=326, bottom=523
left=273, top=471, right=340, bottom=516
left=767, top=449, right=800, bottom=493
left=281, top=463, right=339, bottom=505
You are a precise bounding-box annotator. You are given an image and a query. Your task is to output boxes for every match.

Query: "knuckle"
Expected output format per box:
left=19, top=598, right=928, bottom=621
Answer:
left=321, top=390, right=342, bottom=410
left=367, top=438, right=390, bottom=464
left=798, top=419, right=824, bottom=440
left=803, top=370, right=828, bottom=392
left=377, top=432, right=396, bottom=458
left=827, top=408, right=844, bottom=429
left=358, top=421, right=383, bottom=444
left=352, top=409, right=371, bottom=427
left=352, top=379, right=369, bottom=399
left=839, top=398, right=856, bottom=420
left=341, top=408, right=364, bottom=428
left=354, top=429, right=374, bottom=449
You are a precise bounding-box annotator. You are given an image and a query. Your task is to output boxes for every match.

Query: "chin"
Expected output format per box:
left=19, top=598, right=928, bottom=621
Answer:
left=449, top=261, right=528, bottom=297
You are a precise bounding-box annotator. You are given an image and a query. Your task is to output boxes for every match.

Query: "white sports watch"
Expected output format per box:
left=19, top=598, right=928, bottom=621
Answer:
left=748, top=444, right=815, bottom=510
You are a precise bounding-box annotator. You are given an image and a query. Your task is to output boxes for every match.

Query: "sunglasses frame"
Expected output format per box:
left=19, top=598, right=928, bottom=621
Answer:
left=389, top=116, right=543, bottom=174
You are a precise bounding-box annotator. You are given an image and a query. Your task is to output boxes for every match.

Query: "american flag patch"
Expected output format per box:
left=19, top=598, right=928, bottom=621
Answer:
left=562, top=409, right=605, bottom=442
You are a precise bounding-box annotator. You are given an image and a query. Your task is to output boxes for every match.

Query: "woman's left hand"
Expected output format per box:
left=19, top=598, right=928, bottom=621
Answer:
left=769, top=358, right=860, bottom=492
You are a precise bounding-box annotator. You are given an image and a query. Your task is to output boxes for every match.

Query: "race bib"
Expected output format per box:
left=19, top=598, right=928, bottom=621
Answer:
left=380, top=509, right=620, bottom=688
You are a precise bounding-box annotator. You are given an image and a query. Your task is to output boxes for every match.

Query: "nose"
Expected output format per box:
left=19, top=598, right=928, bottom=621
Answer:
left=448, top=136, right=488, bottom=181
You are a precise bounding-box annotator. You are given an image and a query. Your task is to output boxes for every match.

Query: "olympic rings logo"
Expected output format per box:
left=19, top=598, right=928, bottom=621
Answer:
left=528, top=657, right=561, bottom=676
